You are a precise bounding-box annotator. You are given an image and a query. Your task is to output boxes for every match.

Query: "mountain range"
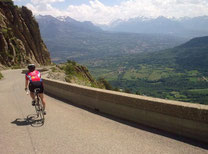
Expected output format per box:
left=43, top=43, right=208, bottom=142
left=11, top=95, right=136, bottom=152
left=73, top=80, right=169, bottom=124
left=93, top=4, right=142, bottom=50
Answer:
left=36, top=15, right=102, bottom=36
left=101, top=16, right=208, bottom=38
left=36, top=15, right=186, bottom=63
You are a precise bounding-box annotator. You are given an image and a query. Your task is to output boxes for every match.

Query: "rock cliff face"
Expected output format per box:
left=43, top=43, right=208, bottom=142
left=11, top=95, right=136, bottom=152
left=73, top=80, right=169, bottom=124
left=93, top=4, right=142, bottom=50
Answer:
left=0, top=0, right=51, bottom=67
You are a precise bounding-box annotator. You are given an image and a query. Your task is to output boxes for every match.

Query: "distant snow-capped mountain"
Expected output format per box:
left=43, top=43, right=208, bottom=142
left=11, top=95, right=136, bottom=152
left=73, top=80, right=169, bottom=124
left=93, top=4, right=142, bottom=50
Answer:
left=102, top=16, right=208, bottom=38
left=56, top=16, right=77, bottom=23
left=36, top=15, right=102, bottom=35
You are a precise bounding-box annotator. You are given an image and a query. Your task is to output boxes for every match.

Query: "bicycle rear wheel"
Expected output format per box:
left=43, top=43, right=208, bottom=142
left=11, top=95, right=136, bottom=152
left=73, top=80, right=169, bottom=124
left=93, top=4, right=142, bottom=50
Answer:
left=38, top=99, right=45, bottom=123
left=35, top=98, right=45, bottom=123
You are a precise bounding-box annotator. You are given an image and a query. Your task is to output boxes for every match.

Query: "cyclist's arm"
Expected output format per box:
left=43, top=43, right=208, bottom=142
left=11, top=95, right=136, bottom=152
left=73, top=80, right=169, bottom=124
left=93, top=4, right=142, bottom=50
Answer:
left=25, top=74, right=29, bottom=90
left=38, top=71, right=41, bottom=78
left=25, top=79, right=29, bottom=90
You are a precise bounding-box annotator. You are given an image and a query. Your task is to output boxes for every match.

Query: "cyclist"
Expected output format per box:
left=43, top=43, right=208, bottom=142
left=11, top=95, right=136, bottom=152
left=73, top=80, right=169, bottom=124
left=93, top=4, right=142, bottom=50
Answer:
left=25, top=64, right=46, bottom=115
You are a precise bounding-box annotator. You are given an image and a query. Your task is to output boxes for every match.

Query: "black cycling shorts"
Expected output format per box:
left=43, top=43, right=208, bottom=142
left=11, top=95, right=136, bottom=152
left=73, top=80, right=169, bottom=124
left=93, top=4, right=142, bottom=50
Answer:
left=29, top=81, right=44, bottom=93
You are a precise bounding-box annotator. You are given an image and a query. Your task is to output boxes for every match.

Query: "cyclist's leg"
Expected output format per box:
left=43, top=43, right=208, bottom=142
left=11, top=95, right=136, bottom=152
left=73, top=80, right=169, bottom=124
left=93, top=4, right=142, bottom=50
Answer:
left=30, top=92, right=35, bottom=100
left=38, top=93, right=46, bottom=110
left=29, top=82, right=35, bottom=102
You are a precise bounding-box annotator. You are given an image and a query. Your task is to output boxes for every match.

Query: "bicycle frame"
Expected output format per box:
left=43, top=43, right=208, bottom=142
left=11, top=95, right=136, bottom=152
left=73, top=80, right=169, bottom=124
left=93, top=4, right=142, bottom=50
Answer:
left=34, top=88, right=45, bottom=122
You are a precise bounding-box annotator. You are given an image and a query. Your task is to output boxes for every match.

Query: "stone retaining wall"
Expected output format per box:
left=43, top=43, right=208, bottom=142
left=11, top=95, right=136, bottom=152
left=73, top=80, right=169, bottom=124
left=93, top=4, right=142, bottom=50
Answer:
left=43, top=77, right=208, bottom=143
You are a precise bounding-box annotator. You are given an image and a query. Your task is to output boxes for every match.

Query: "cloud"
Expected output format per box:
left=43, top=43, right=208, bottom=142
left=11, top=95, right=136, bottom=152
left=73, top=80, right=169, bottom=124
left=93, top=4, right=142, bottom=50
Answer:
left=26, top=3, right=67, bottom=16
left=67, top=0, right=118, bottom=25
left=26, top=0, right=208, bottom=25
left=66, top=0, right=208, bottom=24
left=26, top=0, right=67, bottom=17
left=31, top=0, right=65, bottom=4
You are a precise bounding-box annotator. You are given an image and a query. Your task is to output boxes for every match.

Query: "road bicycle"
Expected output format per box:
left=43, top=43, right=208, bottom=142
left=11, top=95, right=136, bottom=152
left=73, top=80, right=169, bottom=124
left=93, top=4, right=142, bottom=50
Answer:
left=33, top=88, right=45, bottom=123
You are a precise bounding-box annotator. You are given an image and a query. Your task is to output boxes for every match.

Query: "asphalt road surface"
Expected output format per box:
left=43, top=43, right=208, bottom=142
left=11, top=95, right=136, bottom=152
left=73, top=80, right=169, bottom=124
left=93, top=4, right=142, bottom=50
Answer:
left=0, top=69, right=207, bottom=154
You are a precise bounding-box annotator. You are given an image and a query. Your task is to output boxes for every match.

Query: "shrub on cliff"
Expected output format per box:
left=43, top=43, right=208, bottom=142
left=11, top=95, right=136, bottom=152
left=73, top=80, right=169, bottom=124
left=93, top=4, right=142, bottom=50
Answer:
left=64, top=61, right=76, bottom=76
left=98, top=77, right=113, bottom=90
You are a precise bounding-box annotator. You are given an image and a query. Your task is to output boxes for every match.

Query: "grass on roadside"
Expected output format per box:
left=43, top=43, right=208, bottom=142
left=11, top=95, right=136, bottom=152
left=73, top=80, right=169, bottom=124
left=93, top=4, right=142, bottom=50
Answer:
left=11, top=65, right=21, bottom=69
left=0, top=72, right=3, bottom=79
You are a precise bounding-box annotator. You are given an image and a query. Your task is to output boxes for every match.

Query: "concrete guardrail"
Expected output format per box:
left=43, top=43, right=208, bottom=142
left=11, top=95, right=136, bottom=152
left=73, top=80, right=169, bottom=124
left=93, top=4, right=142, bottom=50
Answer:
left=42, top=77, right=208, bottom=143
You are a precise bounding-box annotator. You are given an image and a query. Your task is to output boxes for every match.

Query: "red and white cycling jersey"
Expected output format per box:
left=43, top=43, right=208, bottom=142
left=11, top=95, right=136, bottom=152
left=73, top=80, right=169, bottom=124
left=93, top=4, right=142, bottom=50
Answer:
left=26, top=70, right=42, bottom=82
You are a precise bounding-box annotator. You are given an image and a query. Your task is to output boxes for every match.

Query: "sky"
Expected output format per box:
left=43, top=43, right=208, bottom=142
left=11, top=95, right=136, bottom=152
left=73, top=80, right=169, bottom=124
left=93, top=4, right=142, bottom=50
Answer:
left=13, top=0, right=208, bottom=25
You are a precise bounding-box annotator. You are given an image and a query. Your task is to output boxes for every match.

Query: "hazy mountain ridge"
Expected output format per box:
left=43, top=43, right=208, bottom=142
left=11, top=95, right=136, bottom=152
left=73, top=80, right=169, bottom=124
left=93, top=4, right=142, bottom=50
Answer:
left=102, top=16, right=208, bottom=38
left=0, top=1, right=51, bottom=67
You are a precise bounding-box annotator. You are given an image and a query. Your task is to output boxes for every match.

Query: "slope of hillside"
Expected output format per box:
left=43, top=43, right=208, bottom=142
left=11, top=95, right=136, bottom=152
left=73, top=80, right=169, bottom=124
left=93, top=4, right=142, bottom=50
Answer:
left=133, top=36, right=208, bottom=72
left=86, top=36, right=208, bottom=104
left=0, top=0, right=51, bottom=67
left=36, top=15, right=186, bottom=63
left=175, top=36, right=208, bottom=71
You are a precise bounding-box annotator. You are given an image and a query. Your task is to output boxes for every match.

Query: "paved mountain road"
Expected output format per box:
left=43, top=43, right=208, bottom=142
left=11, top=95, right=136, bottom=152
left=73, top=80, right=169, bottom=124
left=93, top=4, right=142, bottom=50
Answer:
left=0, top=69, right=207, bottom=154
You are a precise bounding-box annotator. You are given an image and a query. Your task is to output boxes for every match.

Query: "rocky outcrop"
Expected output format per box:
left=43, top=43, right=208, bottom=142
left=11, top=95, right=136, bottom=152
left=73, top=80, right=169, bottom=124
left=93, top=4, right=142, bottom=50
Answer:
left=46, top=62, right=108, bottom=89
left=0, top=0, right=51, bottom=67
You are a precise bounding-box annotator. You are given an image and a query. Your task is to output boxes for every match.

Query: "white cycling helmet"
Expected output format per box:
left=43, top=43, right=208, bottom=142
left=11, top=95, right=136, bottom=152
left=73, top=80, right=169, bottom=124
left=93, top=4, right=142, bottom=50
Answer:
left=27, top=64, right=35, bottom=72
